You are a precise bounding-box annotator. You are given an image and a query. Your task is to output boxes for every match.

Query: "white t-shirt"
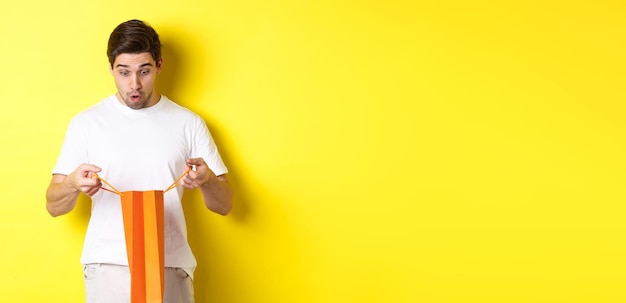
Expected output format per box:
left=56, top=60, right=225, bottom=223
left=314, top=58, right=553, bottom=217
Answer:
left=52, top=94, right=228, bottom=277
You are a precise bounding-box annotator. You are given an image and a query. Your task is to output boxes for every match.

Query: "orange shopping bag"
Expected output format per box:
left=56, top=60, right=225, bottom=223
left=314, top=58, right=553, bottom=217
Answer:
left=96, top=167, right=190, bottom=303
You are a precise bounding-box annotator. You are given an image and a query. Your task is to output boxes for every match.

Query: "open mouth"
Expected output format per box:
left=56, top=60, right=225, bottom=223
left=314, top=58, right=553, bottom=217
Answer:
left=129, top=93, right=142, bottom=102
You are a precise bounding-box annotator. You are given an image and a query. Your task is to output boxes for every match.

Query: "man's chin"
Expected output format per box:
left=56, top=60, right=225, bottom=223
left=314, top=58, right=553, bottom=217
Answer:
left=125, top=99, right=145, bottom=110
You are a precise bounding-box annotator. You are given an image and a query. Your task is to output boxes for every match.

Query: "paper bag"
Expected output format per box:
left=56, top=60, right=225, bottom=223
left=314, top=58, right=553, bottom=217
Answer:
left=95, top=166, right=189, bottom=303
left=120, top=190, right=165, bottom=303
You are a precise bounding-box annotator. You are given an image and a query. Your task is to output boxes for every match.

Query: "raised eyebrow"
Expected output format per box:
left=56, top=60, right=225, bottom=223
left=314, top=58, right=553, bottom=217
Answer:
left=114, top=63, right=154, bottom=69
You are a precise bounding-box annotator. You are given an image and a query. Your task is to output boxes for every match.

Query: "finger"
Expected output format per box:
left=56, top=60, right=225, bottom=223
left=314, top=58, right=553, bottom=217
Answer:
left=80, top=176, right=100, bottom=186
left=79, top=167, right=102, bottom=180
left=186, top=158, right=205, bottom=166
left=179, top=175, right=193, bottom=188
left=179, top=175, right=189, bottom=185
left=80, top=164, right=102, bottom=173
left=85, top=186, right=100, bottom=196
left=181, top=174, right=197, bottom=187
left=186, top=158, right=198, bottom=165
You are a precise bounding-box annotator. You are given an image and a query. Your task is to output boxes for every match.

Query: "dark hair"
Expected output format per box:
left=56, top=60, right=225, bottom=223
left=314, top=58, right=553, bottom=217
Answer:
left=107, top=19, right=161, bottom=67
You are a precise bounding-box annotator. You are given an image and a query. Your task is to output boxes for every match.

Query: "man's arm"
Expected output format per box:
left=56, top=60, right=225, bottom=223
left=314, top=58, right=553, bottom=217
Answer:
left=46, top=164, right=102, bottom=217
left=182, top=158, right=233, bottom=216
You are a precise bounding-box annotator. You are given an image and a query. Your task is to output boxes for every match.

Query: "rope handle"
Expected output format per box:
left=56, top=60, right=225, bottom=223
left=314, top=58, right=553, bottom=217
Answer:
left=164, top=166, right=192, bottom=193
left=93, top=174, right=122, bottom=195
left=94, top=166, right=192, bottom=195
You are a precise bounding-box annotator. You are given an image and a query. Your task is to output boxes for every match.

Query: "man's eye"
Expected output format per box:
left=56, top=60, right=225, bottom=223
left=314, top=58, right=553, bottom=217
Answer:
left=140, top=70, right=150, bottom=75
left=119, top=71, right=129, bottom=76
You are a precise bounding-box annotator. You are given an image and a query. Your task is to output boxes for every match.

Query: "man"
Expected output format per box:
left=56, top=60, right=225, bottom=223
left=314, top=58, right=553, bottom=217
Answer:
left=46, top=19, right=232, bottom=303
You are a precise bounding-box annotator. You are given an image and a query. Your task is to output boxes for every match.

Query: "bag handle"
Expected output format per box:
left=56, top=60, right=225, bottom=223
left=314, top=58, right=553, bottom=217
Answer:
left=94, top=166, right=192, bottom=195
left=164, top=166, right=192, bottom=193
left=94, top=174, right=122, bottom=195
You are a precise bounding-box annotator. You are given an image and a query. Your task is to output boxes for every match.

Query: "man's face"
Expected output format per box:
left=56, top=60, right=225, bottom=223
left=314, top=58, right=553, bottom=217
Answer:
left=110, top=52, right=162, bottom=109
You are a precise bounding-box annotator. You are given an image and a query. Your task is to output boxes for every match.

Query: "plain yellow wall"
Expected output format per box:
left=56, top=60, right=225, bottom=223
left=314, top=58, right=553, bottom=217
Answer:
left=1, top=0, right=625, bottom=302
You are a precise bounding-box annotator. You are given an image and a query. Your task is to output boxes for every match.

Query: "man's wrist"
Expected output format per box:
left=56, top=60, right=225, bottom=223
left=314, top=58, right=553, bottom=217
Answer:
left=63, top=173, right=81, bottom=193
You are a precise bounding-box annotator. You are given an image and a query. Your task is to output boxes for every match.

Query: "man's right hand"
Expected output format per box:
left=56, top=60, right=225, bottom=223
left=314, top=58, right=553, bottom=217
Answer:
left=46, top=163, right=102, bottom=217
left=65, top=164, right=103, bottom=196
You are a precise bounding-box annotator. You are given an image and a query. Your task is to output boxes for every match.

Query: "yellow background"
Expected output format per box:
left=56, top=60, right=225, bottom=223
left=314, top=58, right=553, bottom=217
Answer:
left=1, top=0, right=625, bottom=302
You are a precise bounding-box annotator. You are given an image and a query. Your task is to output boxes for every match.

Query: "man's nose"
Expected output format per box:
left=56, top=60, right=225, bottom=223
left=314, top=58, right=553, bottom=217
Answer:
left=130, top=75, right=141, bottom=90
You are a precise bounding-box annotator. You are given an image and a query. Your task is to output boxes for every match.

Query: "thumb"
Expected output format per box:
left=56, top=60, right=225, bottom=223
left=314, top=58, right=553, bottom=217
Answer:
left=186, top=158, right=204, bottom=166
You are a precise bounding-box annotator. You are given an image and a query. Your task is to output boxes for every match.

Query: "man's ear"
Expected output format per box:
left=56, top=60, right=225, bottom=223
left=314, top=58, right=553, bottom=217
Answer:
left=156, top=57, right=164, bottom=74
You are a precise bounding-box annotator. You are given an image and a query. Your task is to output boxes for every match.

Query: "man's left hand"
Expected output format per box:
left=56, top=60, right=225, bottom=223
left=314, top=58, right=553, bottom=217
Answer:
left=181, top=158, right=217, bottom=189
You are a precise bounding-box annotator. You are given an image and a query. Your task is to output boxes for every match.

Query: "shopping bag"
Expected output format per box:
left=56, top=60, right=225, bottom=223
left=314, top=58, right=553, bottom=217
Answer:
left=120, top=190, right=165, bottom=303
left=96, top=167, right=190, bottom=303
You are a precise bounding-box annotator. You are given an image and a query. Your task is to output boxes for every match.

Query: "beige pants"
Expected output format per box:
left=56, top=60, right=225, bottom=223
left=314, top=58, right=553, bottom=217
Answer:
left=83, top=264, right=194, bottom=303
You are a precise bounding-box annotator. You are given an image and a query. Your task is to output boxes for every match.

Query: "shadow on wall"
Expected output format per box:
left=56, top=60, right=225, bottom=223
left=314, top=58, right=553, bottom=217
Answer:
left=156, top=24, right=208, bottom=106
left=157, top=24, right=251, bottom=216
left=158, top=24, right=252, bottom=301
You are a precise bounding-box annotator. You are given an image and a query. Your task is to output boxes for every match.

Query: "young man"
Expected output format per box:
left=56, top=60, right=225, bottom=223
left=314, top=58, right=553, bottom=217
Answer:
left=46, top=19, right=232, bottom=303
